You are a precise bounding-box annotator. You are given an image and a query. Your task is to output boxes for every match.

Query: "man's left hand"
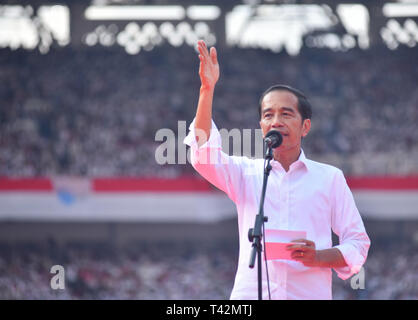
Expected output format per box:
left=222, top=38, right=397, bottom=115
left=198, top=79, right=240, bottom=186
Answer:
left=286, top=239, right=318, bottom=267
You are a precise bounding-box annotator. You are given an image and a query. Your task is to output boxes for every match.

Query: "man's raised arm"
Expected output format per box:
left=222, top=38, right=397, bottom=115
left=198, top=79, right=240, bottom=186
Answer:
left=195, top=40, right=219, bottom=147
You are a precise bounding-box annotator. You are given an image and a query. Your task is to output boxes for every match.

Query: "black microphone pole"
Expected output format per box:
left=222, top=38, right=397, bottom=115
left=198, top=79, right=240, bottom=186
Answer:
left=248, top=131, right=281, bottom=300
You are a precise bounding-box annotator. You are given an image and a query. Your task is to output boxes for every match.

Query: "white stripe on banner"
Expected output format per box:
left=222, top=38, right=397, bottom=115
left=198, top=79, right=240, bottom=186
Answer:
left=353, top=190, right=418, bottom=220
left=0, top=192, right=236, bottom=223
left=0, top=176, right=417, bottom=222
left=0, top=190, right=417, bottom=222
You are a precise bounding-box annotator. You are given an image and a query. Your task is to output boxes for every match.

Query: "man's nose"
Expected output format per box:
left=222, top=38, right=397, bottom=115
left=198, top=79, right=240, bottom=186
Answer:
left=271, top=115, right=284, bottom=128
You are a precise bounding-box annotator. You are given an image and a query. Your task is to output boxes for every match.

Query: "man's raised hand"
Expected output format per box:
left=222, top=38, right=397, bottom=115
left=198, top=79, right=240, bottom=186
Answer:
left=197, top=40, right=219, bottom=90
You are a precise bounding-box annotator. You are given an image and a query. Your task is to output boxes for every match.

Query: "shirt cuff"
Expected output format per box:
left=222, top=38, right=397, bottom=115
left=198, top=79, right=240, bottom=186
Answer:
left=183, top=117, right=222, bottom=150
left=333, top=243, right=365, bottom=280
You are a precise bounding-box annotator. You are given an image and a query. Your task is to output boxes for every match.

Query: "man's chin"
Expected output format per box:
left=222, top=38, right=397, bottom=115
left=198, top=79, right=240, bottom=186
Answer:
left=273, top=144, right=299, bottom=154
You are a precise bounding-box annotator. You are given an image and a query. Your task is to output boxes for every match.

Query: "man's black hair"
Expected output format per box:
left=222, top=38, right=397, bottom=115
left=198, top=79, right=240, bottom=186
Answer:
left=259, top=84, right=312, bottom=121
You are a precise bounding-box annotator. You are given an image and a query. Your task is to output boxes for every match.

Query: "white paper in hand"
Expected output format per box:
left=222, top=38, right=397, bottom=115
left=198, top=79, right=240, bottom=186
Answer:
left=264, top=229, right=307, bottom=261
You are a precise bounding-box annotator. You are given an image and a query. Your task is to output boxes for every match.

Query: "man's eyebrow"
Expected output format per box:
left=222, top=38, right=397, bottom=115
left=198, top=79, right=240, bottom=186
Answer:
left=281, top=107, right=296, bottom=113
left=262, top=107, right=273, bottom=114
left=262, top=106, right=296, bottom=114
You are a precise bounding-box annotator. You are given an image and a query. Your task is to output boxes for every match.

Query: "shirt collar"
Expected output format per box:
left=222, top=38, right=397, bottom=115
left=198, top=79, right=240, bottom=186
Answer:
left=296, top=149, right=311, bottom=172
left=271, top=149, right=311, bottom=172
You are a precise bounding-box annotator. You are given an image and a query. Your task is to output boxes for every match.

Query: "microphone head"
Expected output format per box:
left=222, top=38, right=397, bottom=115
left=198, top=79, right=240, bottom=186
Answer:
left=264, top=130, right=283, bottom=149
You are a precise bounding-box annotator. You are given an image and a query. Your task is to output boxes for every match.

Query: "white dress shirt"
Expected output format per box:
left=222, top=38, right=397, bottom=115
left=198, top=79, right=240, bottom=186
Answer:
left=184, top=119, right=370, bottom=300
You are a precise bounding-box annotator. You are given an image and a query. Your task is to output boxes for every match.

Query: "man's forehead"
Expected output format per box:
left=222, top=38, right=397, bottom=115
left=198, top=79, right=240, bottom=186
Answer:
left=261, top=90, right=298, bottom=109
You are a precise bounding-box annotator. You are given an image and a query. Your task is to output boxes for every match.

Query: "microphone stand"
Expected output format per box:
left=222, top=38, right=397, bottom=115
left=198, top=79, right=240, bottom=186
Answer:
left=248, top=144, right=274, bottom=300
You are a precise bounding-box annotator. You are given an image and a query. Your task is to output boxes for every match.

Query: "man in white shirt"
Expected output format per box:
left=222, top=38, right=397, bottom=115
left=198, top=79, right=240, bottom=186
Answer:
left=183, top=40, right=370, bottom=299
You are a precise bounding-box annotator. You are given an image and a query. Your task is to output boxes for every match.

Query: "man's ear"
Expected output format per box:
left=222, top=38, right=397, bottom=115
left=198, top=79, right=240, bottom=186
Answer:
left=302, top=119, right=311, bottom=138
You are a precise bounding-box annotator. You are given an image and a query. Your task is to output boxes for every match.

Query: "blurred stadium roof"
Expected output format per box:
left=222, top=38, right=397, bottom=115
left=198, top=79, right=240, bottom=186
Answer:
left=0, top=0, right=410, bottom=5
left=1, top=0, right=418, bottom=54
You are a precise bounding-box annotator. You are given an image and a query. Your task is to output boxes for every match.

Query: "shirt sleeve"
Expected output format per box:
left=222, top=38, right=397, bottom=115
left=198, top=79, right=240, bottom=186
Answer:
left=331, top=169, right=371, bottom=280
left=183, top=118, right=247, bottom=203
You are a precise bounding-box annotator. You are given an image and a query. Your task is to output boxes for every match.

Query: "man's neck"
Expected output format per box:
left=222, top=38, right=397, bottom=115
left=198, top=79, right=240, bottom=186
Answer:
left=273, top=147, right=301, bottom=172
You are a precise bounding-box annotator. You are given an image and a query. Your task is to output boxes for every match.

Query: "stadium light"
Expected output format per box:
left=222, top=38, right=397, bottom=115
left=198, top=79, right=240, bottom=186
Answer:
left=226, top=4, right=336, bottom=55
left=186, top=6, right=221, bottom=20
left=383, top=3, right=418, bottom=17
left=38, top=5, right=70, bottom=46
left=85, top=5, right=186, bottom=21
left=337, top=4, right=369, bottom=49
left=380, top=18, right=418, bottom=49
left=0, top=4, right=69, bottom=53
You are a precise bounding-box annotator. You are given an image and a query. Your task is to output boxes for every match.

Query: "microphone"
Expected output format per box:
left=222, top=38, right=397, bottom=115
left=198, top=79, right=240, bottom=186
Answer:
left=264, top=130, right=283, bottom=149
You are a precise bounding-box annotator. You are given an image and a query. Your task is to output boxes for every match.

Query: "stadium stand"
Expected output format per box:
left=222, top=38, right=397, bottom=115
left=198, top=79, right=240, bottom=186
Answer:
left=1, top=38, right=417, bottom=300
left=1, top=45, right=417, bottom=177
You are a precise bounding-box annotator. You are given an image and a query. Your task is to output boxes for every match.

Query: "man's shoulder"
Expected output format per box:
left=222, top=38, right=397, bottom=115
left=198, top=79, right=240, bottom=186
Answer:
left=305, top=157, right=343, bottom=176
left=230, top=155, right=264, bottom=165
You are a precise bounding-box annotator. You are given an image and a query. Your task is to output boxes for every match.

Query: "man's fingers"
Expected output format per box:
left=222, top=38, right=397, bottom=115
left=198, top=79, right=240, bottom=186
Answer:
left=290, top=249, right=308, bottom=262
left=197, top=41, right=217, bottom=68
left=291, top=251, right=305, bottom=259
left=197, top=45, right=206, bottom=59
left=198, top=41, right=210, bottom=58
left=210, top=47, right=217, bottom=65
left=287, top=239, right=306, bottom=250
left=286, top=244, right=306, bottom=250
left=291, top=239, right=315, bottom=247
left=291, top=239, right=307, bottom=243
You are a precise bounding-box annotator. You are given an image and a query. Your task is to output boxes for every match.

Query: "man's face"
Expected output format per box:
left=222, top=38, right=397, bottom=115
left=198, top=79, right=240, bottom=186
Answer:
left=259, top=90, right=311, bottom=153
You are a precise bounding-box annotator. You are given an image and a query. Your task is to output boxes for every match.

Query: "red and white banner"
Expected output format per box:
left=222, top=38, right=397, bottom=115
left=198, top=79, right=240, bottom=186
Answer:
left=0, top=177, right=233, bottom=223
left=345, top=176, right=418, bottom=220
left=0, top=176, right=417, bottom=222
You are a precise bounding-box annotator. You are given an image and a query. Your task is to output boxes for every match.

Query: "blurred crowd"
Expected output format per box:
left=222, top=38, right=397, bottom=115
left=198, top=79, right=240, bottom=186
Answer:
left=0, top=241, right=236, bottom=300
left=0, top=240, right=416, bottom=300
left=332, top=242, right=418, bottom=300
left=0, top=45, right=417, bottom=177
